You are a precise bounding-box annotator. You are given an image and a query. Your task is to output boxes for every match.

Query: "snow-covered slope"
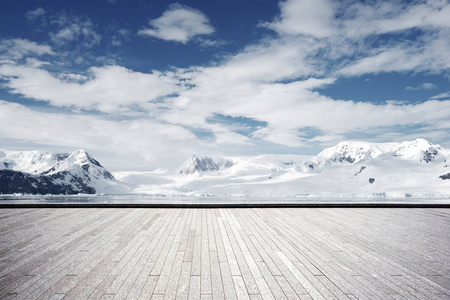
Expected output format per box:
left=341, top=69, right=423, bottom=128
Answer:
left=3, top=139, right=449, bottom=197
left=390, top=138, right=446, bottom=162
left=0, top=149, right=127, bottom=194
left=297, top=138, right=449, bottom=172
left=0, top=150, right=69, bottom=174
left=180, top=155, right=235, bottom=174
left=116, top=139, right=450, bottom=198
left=41, top=150, right=126, bottom=194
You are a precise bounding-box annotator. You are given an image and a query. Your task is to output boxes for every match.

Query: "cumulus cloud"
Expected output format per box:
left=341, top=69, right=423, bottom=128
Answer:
left=138, top=3, right=214, bottom=44
left=213, top=129, right=250, bottom=145
left=25, top=9, right=102, bottom=50
left=211, top=81, right=450, bottom=137
left=336, top=1, right=450, bottom=38
left=338, top=35, right=450, bottom=76
left=2, top=24, right=450, bottom=150
left=0, top=38, right=54, bottom=61
left=2, top=0, right=450, bottom=164
left=191, top=37, right=319, bottom=83
left=406, top=83, right=437, bottom=91
left=362, top=1, right=450, bottom=35
left=157, top=62, right=450, bottom=148
left=0, top=64, right=177, bottom=113
left=25, top=57, right=52, bottom=68
left=265, top=0, right=450, bottom=78
left=25, top=7, right=46, bottom=22
left=267, top=0, right=335, bottom=38
left=0, top=100, right=197, bottom=169
left=266, top=0, right=448, bottom=39
left=430, top=91, right=450, bottom=100
left=49, top=13, right=101, bottom=48
left=111, top=29, right=130, bottom=47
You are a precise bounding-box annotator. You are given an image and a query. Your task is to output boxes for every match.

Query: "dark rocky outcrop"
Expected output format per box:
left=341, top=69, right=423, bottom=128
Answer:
left=439, top=173, right=450, bottom=180
left=181, top=155, right=234, bottom=175
left=0, top=169, right=95, bottom=194
left=422, top=148, right=439, bottom=163
left=354, top=166, right=366, bottom=176
left=0, top=150, right=119, bottom=195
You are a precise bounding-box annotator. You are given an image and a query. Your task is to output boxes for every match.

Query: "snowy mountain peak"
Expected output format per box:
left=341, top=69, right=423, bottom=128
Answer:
left=43, top=149, right=114, bottom=181
left=181, top=155, right=235, bottom=175
left=61, top=149, right=102, bottom=168
left=0, top=149, right=69, bottom=174
left=391, top=139, right=446, bottom=163
left=315, top=141, right=395, bottom=165
left=0, top=149, right=127, bottom=195
left=300, top=138, right=447, bottom=173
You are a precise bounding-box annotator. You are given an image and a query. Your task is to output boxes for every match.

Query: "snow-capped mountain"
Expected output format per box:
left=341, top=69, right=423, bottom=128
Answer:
left=116, top=138, right=450, bottom=198
left=298, top=138, right=449, bottom=172
left=0, top=150, right=69, bottom=174
left=390, top=138, right=446, bottom=163
left=0, top=149, right=126, bottom=195
left=180, top=155, right=235, bottom=175
left=2, top=139, right=449, bottom=197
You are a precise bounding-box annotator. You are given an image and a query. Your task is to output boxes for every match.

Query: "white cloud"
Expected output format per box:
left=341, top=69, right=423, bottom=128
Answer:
left=0, top=38, right=54, bottom=61
left=213, top=129, right=250, bottom=145
left=266, top=0, right=450, bottom=38
left=430, top=91, right=450, bottom=100
left=111, top=29, right=130, bottom=47
left=385, top=100, right=408, bottom=106
left=252, top=127, right=307, bottom=148
left=370, top=1, right=450, bottom=34
left=212, top=80, right=450, bottom=137
left=405, top=83, right=437, bottom=91
left=160, top=59, right=450, bottom=148
left=49, top=13, right=101, bottom=48
left=267, top=0, right=335, bottom=38
left=193, top=37, right=319, bottom=83
left=57, top=73, right=89, bottom=83
left=0, top=64, right=177, bottom=113
left=138, top=3, right=214, bottom=44
left=328, top=1, right=450, bottom=38
left=25, top=57, right=52, bottom=68
left=265, top=0, right=450, bottom=78
left=337, top=39, right=450, bottom=76
left=0, top=100, right=197, bottom=169
left=3, top=35, right=448, bottom=151
left=25, top=7, right=46, bottom=22
left=2, top=0, right=450, bottom=163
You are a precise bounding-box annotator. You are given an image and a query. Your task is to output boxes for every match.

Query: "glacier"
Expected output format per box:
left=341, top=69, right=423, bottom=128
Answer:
left=115, top=138, right=450, bottom=199
left=1, top=138, right=449, bottom=198
left=0, top=149, right=128, bottom=195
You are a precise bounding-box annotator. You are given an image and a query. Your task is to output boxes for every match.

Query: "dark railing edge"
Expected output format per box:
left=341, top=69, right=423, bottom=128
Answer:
left=1, top=203, right=450, bottom=209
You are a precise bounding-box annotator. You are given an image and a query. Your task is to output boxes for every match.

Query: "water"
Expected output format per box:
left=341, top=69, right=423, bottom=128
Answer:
left=1, top=194, right=449, bottom=205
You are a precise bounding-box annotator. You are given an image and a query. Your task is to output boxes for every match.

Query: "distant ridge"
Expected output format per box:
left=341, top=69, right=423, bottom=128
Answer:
left=180, top=155, right=235, bottom=174
left=2, top=139, right=450, bottom=197
left=0, top=149, right=126, bottom=195
left=297, top=138, right=448, bottom=172
left=119, top=138, right=450, bottom=198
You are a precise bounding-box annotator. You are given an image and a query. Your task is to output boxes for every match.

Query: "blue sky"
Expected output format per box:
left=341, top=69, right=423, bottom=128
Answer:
left=1, top=0, right=449, bottom=170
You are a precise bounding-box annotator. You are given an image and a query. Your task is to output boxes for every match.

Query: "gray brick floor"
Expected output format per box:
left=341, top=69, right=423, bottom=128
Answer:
left=0, top=208, right=449, bottom=299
